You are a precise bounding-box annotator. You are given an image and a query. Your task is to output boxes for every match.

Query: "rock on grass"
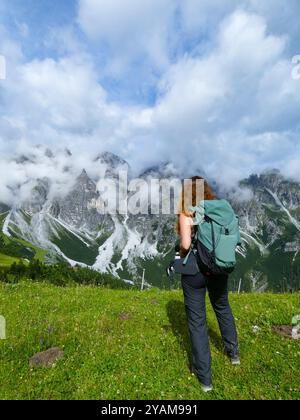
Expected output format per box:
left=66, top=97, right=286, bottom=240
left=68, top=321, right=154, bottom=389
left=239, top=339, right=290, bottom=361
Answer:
left=272, top=325, right=293, bottom=339
left=29, top=348, right=64, bottom=368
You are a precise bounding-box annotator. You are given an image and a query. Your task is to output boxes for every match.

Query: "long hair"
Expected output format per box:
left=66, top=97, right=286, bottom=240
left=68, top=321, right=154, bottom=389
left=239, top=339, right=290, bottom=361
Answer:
left=176, top=176, right=217, bottom=234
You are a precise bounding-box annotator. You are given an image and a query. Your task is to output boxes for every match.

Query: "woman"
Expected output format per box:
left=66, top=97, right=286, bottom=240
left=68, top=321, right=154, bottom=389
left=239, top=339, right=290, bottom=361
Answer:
left=177, top=176, right=240, bottom=393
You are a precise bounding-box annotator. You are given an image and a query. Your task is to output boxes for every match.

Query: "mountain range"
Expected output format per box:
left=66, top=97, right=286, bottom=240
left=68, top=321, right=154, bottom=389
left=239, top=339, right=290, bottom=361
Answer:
left=0, top=147, right=299, bottom=291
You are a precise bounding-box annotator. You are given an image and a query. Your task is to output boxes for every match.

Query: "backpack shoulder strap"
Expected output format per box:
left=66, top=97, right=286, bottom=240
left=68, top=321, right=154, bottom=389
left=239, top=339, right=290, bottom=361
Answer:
left=182, top=218, right=198, bottom=266
left=207, top=216, right=216, bottom=262
left=189, top=202, right=205, bottom=226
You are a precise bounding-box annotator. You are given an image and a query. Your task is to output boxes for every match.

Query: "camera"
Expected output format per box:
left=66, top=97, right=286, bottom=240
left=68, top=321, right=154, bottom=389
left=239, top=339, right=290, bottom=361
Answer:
left=166, top=240, right=181, bottom=278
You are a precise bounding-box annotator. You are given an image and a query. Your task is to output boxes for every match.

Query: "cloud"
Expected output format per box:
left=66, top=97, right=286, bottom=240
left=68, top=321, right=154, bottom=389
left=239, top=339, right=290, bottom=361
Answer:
left=149, top=11, right=300, bottom=183
left=0, top=48, right=136, bottom=150
left=0, top=2, right=300, bottom=208
left=78, top=0, right=176, bottom=74
left=0, top=142, right=131, bottom=207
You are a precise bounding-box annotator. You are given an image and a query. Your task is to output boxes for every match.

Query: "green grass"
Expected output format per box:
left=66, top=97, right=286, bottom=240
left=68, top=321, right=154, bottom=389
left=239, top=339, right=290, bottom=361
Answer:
left=0, top=232, right=48, bottom=267
left=0, top=210, right=48, bottom=265
left=49, top=222, right=99, bottom=265
left=0, top=283, right=299, bottom=400
left=14, top=238, right=48, bottom=262
left=0, top=253, right=21, bottom=266
left=0, top=238, right=47, bottom=267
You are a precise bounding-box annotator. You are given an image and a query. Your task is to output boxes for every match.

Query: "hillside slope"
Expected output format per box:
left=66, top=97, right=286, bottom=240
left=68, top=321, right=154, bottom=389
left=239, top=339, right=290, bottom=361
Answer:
left=0, top=283, right=299, bottom=400
left=0, top=211, right=49, bottom=266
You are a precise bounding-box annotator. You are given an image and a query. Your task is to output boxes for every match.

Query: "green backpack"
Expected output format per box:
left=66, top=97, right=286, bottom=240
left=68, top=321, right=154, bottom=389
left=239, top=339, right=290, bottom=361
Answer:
left=184, top=199, right=242, bottom=276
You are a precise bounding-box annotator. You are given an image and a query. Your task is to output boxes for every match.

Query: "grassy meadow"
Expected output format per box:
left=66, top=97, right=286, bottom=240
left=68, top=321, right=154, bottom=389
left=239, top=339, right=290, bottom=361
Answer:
left=0, top=282, right=299, bottom=400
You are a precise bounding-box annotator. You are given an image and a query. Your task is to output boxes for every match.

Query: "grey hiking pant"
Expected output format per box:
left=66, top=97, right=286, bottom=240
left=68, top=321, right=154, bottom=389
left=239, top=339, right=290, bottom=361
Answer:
left=181, top=271, right=239, bottom=386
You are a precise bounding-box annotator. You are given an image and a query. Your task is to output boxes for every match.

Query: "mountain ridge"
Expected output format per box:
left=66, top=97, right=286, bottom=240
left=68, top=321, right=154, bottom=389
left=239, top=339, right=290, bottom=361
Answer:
left=0, top=148, right=299, bottom=291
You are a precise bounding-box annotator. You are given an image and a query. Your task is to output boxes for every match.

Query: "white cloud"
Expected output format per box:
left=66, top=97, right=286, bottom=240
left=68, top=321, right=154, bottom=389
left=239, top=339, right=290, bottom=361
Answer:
left=78, top=0, right=176, bottom=74
left=0, top=48, right=139, bottom=151
left=1, top=4, right=300, bottom=208
left=148, top=10, right=298, bottom=185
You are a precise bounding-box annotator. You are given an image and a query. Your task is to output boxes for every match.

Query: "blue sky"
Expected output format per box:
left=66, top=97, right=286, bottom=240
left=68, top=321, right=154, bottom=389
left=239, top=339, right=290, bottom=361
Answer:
left=0, top=0, right=300, bottom=201
left=1, top=0, right=182, bottom=105
left=1, top=1, right=77, bottom=56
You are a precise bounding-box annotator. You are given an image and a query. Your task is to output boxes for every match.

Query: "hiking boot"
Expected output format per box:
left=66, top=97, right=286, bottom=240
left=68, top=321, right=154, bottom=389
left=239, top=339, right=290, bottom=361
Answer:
left=225, top=346, right=241, bottom=365
left=230, top=355, right=241, bottom=366
left=200, top=383, right=213, bottom=393
left=190, top=366, right=213, bottom=392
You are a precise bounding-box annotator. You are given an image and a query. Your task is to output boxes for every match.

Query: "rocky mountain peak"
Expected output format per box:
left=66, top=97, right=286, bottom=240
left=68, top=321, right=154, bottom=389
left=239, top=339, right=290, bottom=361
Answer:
left=76, top=169, right=96, bottom=191
left=140, top=162, right=180, bottom=180
left=240, top=170, right=300, bottom=208
left=94, top=151, right=130, bottom=180
left=78, top=168, right=88, bottom=178
left=94, top=151, right=129, bottom=168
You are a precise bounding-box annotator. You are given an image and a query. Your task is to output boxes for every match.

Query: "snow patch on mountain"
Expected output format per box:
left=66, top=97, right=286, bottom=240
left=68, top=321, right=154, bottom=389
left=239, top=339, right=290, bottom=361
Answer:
left=93, top=216, right=125, bottom=276
left=48, top=214, right=92, bottom=247
left=92, top=214, right=160, bottom=276
left=2, top=211, right=12, bottom=237
left=265, top=188, right=300, bottom=232
left=115, top=216, right=159, bottom=272
left=240, top=229, right=268, bottom=256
